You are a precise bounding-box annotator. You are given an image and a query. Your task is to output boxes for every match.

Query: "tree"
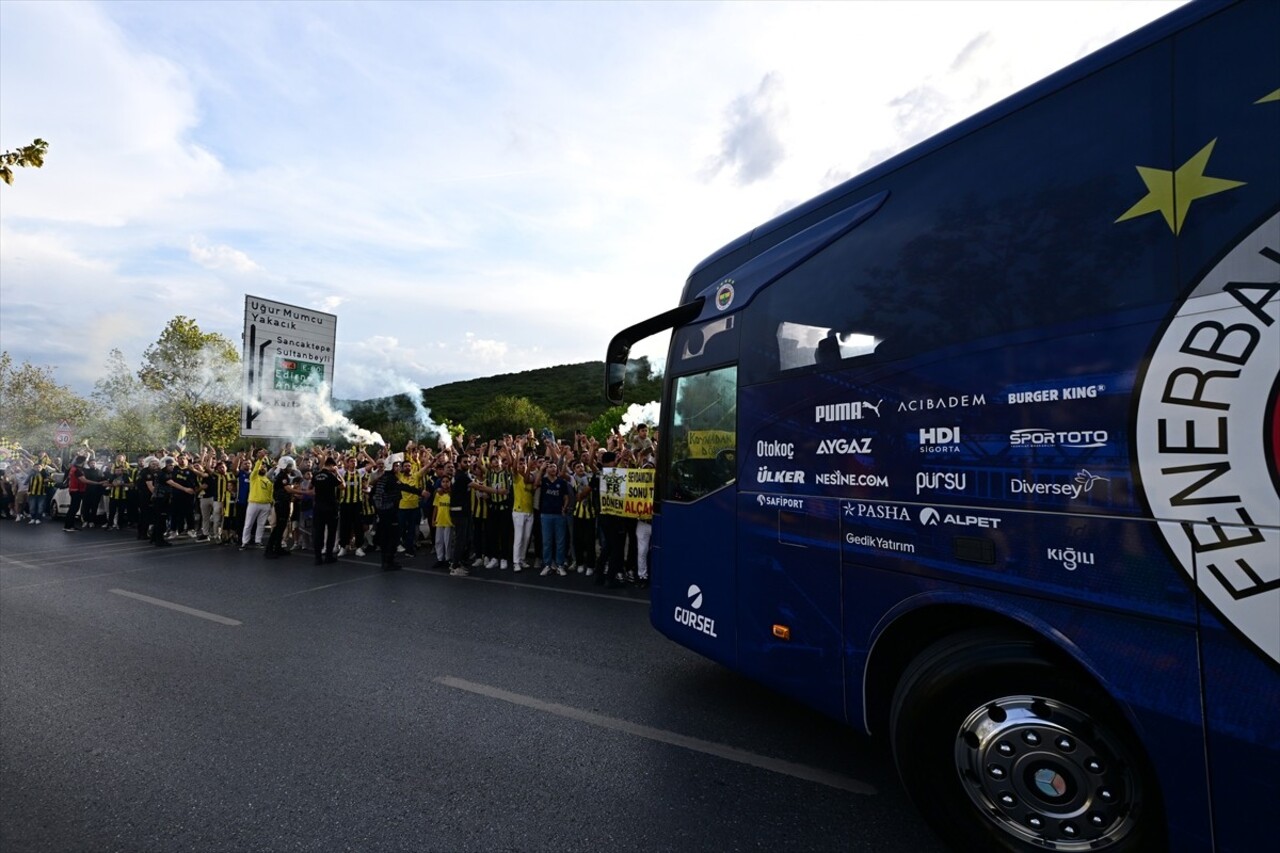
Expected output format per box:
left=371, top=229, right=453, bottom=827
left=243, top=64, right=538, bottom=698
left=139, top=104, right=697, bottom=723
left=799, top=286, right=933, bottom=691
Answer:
left=1, top=139, right=48, bottom=186
left=466, top=395, right=555, bottom=441
left=89, top=349, right=167, bottom=452
left=0, top=351, right=92, bottom=452
left=585, top=405, right=628, bottom=443
left=138, top=316, right=241, bottom=449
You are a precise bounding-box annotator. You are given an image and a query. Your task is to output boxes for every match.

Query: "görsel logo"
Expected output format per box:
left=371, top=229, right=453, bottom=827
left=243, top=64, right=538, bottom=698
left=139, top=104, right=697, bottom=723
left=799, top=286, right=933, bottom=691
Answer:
left=687, top=584, right=703, bottom=609
left=920, top=507, right=941, bottom=526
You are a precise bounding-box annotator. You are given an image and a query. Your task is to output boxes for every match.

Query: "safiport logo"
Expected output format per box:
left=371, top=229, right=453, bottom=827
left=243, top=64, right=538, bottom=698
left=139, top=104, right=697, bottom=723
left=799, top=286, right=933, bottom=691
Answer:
left=758, top=494, right=804, bottom=509
left=674, top=584, right=717, bottom=638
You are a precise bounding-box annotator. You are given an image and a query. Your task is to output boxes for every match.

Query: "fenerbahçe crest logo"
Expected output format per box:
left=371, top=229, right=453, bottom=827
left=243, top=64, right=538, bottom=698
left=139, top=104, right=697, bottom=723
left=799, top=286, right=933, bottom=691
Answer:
left=1134, top=213, right=1280, bottom=665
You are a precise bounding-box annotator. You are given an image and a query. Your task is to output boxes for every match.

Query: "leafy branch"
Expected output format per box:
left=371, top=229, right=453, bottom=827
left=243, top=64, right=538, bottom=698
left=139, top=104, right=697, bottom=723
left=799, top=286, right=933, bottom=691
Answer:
left=1, top=138, right=49, bottom=185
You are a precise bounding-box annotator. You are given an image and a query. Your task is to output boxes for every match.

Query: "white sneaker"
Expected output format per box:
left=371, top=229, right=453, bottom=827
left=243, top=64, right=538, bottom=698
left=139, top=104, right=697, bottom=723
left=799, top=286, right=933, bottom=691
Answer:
left=539, top=566, right=551, bottom=576
left=499, top=560, right=509, bottom=570
left=471, top=557, right=484, bottom=568
left=188, top=530, right=198, bottom=539
left=336, top=547, right=347, bottom=557
left=449, top=566, right=470, bottom=576
left=397, top=545, right=406, bottom=553
left=585, top=567, right=594, bottom=576
left=513, top=563, right=523, bottom=573
left=484, top=558, right=498, bottom=569
left=577, top=565, right=584, bottom=574
left=28, top=518, right=35, bottom=525
left=355, top=547, right=366, bottom=557
left=555, top=565, right=567, bottom=576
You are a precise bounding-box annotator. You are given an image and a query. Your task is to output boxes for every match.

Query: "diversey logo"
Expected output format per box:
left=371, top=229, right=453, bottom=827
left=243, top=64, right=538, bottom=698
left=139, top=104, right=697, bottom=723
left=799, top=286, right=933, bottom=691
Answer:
left=674, top=584, right=718, bottom=638
left=1010, top=469, right=1110, bottom=500
left=919, top=506, right=1001, bottom=528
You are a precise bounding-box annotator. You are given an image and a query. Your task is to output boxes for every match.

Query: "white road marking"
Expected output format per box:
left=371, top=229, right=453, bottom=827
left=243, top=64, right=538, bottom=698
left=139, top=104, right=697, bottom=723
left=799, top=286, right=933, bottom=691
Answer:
left=400, top=566, right=648, bottom=604
left=109, top=588, right=242, bottom=626
left=435, top=675, right=877, bottom=795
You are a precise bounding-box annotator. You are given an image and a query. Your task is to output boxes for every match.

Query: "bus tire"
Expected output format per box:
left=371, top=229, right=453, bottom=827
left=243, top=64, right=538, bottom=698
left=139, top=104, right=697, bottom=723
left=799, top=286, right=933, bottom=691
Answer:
left=889, top=631, right=1161, bottom=852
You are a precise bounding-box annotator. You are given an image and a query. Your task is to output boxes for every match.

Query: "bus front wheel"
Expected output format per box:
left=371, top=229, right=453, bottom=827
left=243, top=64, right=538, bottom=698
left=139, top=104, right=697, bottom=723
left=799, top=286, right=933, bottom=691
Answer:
left=889, top=631, right=1161, bottom=852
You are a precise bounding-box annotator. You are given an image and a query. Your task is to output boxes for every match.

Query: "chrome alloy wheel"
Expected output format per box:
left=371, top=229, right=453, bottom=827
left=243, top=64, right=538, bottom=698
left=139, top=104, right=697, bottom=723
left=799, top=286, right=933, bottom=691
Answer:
left=954, top=695, right=1139, bottom=850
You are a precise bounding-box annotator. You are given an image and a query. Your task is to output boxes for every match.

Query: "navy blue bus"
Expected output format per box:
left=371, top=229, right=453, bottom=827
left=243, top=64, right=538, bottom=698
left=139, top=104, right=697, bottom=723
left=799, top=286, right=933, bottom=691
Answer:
left=607, top=1, right=1277, bottom=849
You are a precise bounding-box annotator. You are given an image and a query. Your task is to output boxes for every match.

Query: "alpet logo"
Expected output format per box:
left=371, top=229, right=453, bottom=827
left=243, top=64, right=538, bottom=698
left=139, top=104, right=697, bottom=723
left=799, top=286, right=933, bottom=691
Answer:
left=674, top=584, right=717, bottom=638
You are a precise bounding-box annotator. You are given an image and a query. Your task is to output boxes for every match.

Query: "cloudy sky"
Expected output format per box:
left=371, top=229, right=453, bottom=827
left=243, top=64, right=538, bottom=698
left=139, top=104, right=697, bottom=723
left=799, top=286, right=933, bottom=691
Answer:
left=1, top=0, right=1186, bottom=401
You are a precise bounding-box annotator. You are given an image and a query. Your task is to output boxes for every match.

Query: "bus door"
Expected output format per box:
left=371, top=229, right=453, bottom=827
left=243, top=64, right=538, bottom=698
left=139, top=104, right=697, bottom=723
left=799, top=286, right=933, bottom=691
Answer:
left=654, top=318, right=740, bottom=669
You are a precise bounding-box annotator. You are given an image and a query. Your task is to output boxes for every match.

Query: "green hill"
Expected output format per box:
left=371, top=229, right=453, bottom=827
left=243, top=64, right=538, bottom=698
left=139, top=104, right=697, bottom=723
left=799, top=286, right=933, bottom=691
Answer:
left=342, top=359, right=661, bottom=447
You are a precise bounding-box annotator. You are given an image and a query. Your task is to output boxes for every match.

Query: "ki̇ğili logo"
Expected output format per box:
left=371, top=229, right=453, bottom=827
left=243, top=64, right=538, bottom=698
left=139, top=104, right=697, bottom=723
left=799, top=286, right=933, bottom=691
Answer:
left=1126, top=86, right=1279, bottom=665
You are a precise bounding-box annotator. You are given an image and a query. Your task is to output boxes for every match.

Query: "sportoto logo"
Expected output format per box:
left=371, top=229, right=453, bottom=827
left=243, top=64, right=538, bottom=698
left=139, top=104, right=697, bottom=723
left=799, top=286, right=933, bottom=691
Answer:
left=687, top=584, right=703, bottom=609
left=1134, top=214, right=1279, bottom=665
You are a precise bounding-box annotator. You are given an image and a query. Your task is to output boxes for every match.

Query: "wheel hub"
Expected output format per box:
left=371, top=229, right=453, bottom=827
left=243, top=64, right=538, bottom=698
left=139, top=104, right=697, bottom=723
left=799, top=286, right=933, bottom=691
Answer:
left=954, top=695, right=1138, bottom=849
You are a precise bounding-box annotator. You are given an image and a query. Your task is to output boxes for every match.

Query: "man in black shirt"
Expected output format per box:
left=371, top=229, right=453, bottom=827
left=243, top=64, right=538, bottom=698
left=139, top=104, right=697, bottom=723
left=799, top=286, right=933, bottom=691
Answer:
left=310, top=456, right=342, bottom=564
left=265, top=457, right=300, bottom=559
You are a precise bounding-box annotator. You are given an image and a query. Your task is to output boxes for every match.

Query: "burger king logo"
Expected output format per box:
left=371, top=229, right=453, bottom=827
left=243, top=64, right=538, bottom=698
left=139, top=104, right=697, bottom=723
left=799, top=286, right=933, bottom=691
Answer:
left=1134, top=213, right=1279, bottom=665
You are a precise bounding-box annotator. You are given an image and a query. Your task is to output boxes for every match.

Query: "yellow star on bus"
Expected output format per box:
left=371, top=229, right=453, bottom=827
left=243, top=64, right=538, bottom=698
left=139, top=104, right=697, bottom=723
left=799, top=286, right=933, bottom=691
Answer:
left=1115, top=138, right=1245, bottom=235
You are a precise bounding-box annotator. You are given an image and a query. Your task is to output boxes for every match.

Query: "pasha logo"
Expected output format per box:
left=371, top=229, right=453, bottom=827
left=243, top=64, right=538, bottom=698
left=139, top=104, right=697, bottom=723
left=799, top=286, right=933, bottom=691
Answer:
left=1134, top=215, right=1279, bottom=665
left=674, top=584, right=718, bottom=638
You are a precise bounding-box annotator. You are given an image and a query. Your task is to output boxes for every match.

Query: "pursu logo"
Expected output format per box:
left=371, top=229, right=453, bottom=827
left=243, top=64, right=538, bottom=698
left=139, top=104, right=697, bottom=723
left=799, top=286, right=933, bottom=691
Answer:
left=916, top=471, right=967, bottom=494
left=674, top=584, right=718, bottom=637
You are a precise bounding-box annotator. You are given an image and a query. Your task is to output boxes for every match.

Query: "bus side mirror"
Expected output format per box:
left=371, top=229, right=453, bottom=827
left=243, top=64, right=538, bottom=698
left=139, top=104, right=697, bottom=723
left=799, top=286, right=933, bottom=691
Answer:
left=606, top=358, right=628, bottom=406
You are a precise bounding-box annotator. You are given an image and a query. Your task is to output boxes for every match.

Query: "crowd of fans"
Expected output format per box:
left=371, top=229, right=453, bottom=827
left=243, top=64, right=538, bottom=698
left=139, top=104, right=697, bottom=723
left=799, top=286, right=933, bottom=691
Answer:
left=0, top=427, right=657, bottom=589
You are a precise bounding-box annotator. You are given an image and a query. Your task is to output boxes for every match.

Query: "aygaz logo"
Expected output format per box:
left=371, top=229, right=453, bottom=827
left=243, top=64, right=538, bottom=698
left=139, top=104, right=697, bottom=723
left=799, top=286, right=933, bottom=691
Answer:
left=1134, top=214, right=1279, bottom=665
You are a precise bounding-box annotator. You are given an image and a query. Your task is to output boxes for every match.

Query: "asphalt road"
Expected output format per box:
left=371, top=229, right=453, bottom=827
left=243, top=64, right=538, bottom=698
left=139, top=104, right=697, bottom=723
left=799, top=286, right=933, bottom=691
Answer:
left=0, top=522, right=947, bottom=853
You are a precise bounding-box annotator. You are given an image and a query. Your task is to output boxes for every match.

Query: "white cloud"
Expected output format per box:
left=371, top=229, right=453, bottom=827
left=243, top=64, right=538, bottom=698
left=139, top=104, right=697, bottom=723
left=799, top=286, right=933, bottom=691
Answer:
left=0, top=0, right=1189, bottom=402
left=188, top=238, right=263, bottom=274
